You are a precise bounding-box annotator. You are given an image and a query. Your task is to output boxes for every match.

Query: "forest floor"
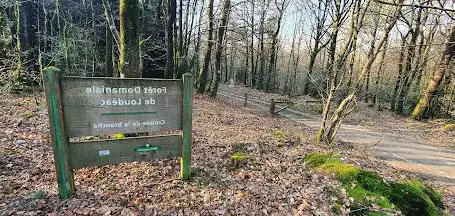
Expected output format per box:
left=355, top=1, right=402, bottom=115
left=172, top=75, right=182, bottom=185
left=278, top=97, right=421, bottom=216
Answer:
left=1, top=91, right=453, bottom=215
left=217, top=84, right=455, bottom=191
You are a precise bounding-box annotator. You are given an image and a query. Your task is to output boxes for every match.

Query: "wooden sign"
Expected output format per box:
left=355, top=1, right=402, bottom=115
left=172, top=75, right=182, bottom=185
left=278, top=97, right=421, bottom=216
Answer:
left=60, top=77, right=183, bottom=136
left=43, top=67, right=193, bottom=199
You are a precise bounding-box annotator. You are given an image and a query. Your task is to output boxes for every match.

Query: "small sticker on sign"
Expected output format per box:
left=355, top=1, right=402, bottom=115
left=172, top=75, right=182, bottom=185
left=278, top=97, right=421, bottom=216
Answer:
left=98, top=150, right=110, bottom=156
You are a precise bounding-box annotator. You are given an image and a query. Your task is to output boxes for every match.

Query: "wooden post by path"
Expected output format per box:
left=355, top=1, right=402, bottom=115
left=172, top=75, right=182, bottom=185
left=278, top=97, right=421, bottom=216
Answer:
left=270, top=99, right=276, bottom=116
left=244, top=93, right=248, bottom=107
left=43, top=67, right=75, bottom=199
left=181, top=73, right=193, bottom=180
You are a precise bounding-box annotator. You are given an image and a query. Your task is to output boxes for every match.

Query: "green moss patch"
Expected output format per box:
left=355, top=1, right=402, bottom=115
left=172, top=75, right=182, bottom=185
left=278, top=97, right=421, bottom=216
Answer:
left=231, top=152, right=250, bottom=161
left=21, top=111, right=34, bottom=119
left=443, top=124, right=455, bottom=132
left=304, top=153, right=444, bottom=215
left=229, top=143, right=252, bottom=169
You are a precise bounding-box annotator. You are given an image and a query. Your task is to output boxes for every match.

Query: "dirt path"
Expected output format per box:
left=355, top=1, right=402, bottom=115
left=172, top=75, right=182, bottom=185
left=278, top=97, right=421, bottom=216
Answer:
left=217, top=88, right=455, bottom=190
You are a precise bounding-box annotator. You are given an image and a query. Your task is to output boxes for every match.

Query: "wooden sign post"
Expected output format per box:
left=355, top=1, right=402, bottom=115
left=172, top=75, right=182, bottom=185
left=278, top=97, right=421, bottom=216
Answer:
left=43, top=67, right=193, bottom=199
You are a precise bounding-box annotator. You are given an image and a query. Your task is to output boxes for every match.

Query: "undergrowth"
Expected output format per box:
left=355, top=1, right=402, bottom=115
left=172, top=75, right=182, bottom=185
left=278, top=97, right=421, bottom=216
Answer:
left=305, top=152, right=445, bottom=216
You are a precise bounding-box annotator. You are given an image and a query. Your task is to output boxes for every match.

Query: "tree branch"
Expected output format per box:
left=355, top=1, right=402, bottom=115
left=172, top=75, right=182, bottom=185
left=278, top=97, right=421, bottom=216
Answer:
left=374, top=0, right=455, bottom=12
left=101, top=0, right=120, bottom=50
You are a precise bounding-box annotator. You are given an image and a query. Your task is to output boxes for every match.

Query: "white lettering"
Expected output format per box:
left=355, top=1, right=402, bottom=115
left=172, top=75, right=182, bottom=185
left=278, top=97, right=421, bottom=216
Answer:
left=99, top=98, right=146, bottom=106
left=86, top=86, right=144, bottom=94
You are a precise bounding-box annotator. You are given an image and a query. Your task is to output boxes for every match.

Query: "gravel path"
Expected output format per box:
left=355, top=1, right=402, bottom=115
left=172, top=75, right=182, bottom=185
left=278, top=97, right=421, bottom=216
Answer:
left=218, top=88, right=455, bottom=191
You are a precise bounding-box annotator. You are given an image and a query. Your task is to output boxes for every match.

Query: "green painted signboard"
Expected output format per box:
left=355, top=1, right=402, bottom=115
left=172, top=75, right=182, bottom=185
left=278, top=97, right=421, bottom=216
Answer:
left=43, top=67, right=193, bottom=199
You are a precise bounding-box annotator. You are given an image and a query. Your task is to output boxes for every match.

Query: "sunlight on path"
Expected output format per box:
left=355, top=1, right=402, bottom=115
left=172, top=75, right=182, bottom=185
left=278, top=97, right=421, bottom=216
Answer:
left=218, top=89, right=455, bottom=188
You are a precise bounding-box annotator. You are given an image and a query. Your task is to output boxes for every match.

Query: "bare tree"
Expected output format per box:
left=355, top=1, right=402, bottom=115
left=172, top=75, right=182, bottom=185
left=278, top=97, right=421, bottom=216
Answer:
left=302, top=0, right=330, bottom=95
left=209, top=0, right=232, bottom=97
left=197, top=0, right=214, bottom=93
left=318, top=0, right=404, bottom=143
left=264, top=0, right=289, bottom=92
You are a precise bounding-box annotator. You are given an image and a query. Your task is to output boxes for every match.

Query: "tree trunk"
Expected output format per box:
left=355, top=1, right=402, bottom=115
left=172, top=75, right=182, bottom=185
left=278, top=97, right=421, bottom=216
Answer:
left=318, top=0, right=341, bottom=143
left=255, top=0, right=269, bottom=90
left=396, top=8, right=423, bottom=114
left=291, top=36, right=302, bottom=95
left=164, top=0, right=176, bottom=78
left=244, top=31, right=249, bottom=86
left=119, top=0, right=140, bottom=78
left=390, top=32, right=409, bottom=111
left=411, top=26, right=455, bottom=120
left=209, top=0, right=231, bottom=97
left=189, top=0, right=204, bottom=79
left=373, top=37, right=388, bottom=105
left=303, top=0, right=329, bottom=95
left=284, top=23, right=297, bottom=95
left=250, top=0, right=255, bottom=87
left=105, top=23, right=113, bottom=77
left=13, top=0, right=22, bottom=85
left=265, top=1, right=285, bottom=93
left=197, top=0, right=214, bottom=93
left=102, top=0, right=120, bottom=50
left=414, top=21, right=437, bottom=91
left=364, top=12, right=379, bottom=103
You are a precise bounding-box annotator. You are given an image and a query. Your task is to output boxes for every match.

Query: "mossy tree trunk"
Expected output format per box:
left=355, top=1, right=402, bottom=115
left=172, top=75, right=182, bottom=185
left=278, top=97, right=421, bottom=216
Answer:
left=119, top=0, right=140, bottom=78
left=13, top=0, right=22, bottom=85
left=411, top=26, right=455, bottom=120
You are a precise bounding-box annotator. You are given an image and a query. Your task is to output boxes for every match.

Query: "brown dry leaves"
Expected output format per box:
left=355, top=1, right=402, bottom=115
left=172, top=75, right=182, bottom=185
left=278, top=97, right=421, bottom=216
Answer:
left=1, top=93, right=350, bottom=215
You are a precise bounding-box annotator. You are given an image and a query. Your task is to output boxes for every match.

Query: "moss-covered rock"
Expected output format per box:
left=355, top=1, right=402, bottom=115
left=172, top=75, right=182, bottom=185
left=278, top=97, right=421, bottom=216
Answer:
left=305, top=152, right=339, bottom=168
left=390, top=180, right=443, bottom=216
left=356, top=170, right=392, bottom=196
left=304, top=152, right=444, bottom=215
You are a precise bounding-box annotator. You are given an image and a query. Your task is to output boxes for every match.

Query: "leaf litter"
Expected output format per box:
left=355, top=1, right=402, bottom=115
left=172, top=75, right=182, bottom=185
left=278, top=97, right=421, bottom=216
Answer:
left=0, top=92, right=453, bottom=215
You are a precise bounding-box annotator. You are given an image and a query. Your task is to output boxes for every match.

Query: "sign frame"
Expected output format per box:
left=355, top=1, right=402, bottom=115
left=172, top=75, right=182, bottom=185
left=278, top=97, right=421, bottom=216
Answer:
left=43, top=67, right=193, bottom=199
